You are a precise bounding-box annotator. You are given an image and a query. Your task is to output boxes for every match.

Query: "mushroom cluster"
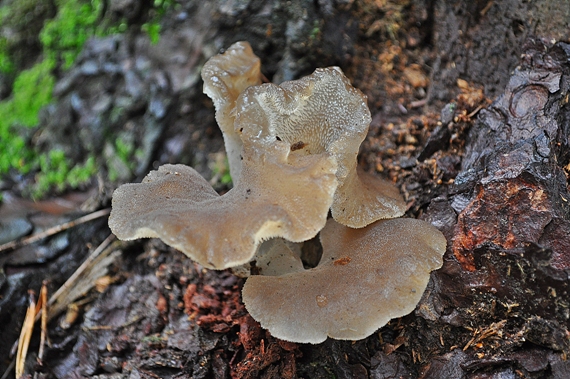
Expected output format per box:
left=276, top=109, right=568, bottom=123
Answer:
left=108, top=42, right=446, bottom=343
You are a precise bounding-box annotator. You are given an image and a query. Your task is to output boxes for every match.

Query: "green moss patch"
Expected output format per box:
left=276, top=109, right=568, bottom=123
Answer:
left=0, top=0, right=170, bottom=198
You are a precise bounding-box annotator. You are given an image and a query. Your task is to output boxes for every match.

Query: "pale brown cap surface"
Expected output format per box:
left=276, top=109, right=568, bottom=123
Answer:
left=202, top=41, right=262, bottom=182
left=109, top=135, right=338, bottom=269
left=235, top=67, right=406, bottom=228
left=242, top=218, right=446, bottom=343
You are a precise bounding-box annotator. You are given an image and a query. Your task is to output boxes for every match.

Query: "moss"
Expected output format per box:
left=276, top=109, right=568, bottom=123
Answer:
left=0, top=60, right=54, bottom=174
left=115, top=136, right=137, bottom=172
left=0, top=38, right=14, bottom=74
left=104, top=136, right=137, bottom=183
left=9, top=60, right=55, bottom=127
left=67, top=156, right=97, bottom=187
left=40, top=0, right=104, bottom=69
left=211, top=155, right=233, bottom=187
left=0, top=0, right=174, bottom=197
left=0, top=0, right=56, bottom=73
left=0, top=0, right=173, bottom=198
left=142, top=22, right=162, bottom=45
left=141, top=0, right=175, bottom=44
left=309, top=20, right=321, bottom=41
left=31, top=151, right=98, bottom=199
left=0, top=0, right=105, bottom=197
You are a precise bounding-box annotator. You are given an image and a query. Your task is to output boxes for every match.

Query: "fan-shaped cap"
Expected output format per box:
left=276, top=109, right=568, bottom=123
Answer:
left=109, top=137, right=338, bottom=269
left=202, top=41, right=262, bottom=182
left=242, top=218, right=446, bottom=343
left=235, top=67, right=405, bottom=228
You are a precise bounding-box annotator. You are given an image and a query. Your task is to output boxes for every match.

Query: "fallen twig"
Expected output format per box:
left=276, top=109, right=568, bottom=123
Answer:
left=3, top=234, right=121, bottom=379
left=467, top=105, right=484, bottom=119
left=16, top=291, right=36, bottom=378
left=0, top=208, right=111, bottom=254
left=38, top=282, right=48, bottom=363
left=47, top=233, right=117, bottom=319
left=0, top=361, right=15, bottom=379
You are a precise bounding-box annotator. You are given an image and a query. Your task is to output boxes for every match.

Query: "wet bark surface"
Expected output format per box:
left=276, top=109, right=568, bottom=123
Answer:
left=417, top=39, right=570, bottom=379
left=1, top=0, right=570, bottom=378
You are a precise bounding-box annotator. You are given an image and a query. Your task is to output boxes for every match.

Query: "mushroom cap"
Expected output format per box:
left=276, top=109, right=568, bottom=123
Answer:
left=109, top=137, right=338, bottom=269
left=235, top=67, right=405, bottom=228
left=242, top=218, right=446, bottom=343
left=202, top=41, right=262, bottom=182
left=332, top=167, right=406, bottom=228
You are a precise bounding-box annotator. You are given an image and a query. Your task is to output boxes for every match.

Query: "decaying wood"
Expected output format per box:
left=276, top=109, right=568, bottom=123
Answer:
left=417, top=39, right=570, bottom=377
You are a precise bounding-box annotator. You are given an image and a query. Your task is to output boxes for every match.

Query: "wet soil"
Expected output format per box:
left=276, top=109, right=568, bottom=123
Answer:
left=1, top=0, right=570, bottom=378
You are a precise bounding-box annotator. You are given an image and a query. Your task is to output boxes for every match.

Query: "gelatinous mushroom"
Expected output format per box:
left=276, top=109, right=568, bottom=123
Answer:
left=254, top=238, right=304, bottom=276
left=230, top=238, right=304, bottom=278
left=242, top=218, right=446, bottom=343
left=108, top=134, right=338, bottom=269
left=201, top=41, right=262, bottom=182
left=235, top=67, right=405, bottom=228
